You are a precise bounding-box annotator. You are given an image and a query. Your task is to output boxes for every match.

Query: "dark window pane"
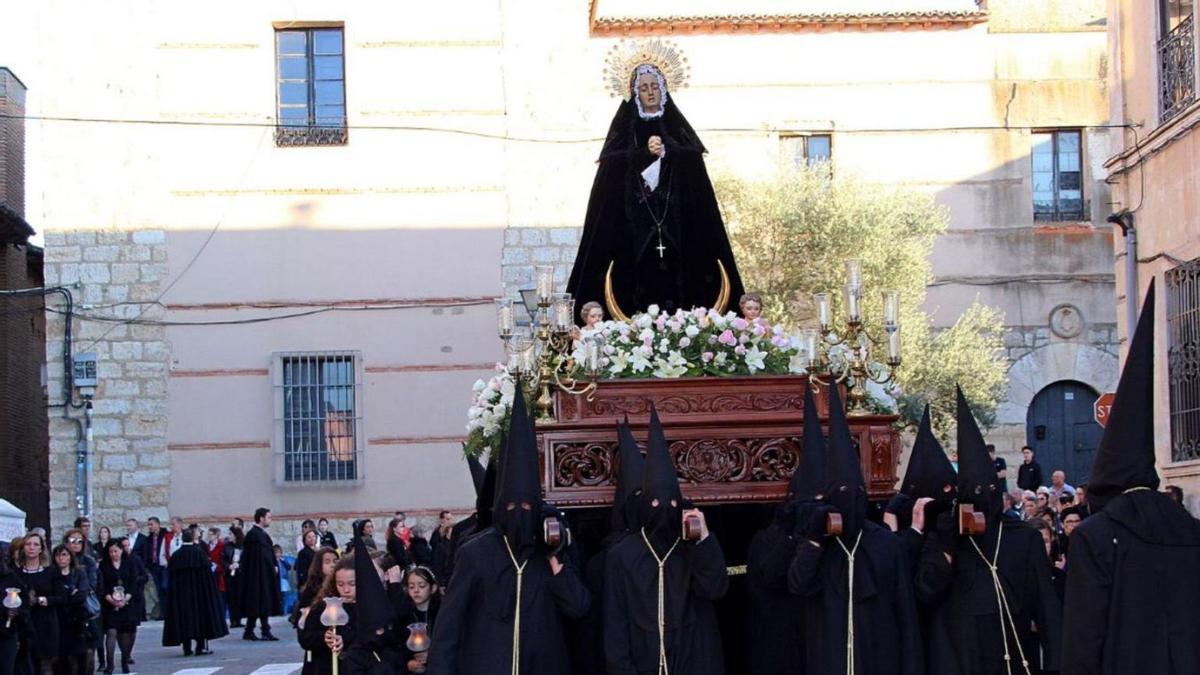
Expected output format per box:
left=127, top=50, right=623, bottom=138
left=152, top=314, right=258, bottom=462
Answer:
left=1059, top=171, right=1082, bottom=191
left=314, top=30, right=344, bottom=55
left=807, top=135, right=832, bottom=163
left=279, top=82, right=309, bottom=106
left=277, top=31, right=307, bottom=56
left=314, top=80, right=345, bottom=105
left=278, top=56, right=308, bottom=80
left=314, top=55, right=343, bottom=80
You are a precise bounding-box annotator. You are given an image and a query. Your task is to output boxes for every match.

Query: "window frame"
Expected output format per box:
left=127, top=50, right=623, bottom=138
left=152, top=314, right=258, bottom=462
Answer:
left=1031, top=128, right=1087, bottom=222
left=1157, top=0, right=1196, bottom=123
left=271, top=350, right=365, bottom=487
left=779, top=132, right=833, bottom=169
left=1168, top=260, right=1200, bottom=464
left=273, top=24, right=348, bottom=147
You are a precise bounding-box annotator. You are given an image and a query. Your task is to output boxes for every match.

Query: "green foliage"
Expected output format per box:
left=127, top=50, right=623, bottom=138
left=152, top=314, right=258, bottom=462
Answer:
left=717, top=162, right=1008, bottom=432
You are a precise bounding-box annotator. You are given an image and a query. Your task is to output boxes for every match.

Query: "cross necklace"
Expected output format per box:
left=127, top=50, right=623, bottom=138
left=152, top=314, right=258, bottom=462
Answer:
left=639, top=162, right=672, bottom=259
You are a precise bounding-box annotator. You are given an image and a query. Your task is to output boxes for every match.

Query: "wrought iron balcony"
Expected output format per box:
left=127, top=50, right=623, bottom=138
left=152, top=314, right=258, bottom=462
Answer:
left=1160, top=14, right=1196, bottom=123
left=275, top=124, right=348, bottom=147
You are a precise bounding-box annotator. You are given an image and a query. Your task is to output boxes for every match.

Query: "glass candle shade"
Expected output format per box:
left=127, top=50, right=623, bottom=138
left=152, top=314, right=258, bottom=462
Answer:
left=800, top=329, right=820, bottom=369
left=845, top=259, right=863, bottom=289
left=535, top=266, right=555, bottom=305
left=553, top=293, right=574, bottom=332
left=320, top=597, right=349, bottom=628
left=886, top=325, right=902, bottom=365
left=406, top=622, right=431, bottom=653
left=496, top=298, right=515, bottom=339
left=843, top=284, right=862, bottom=324
left=882, top=290, right=900, bottom=327
left=814, top=293, right=831, bottom=331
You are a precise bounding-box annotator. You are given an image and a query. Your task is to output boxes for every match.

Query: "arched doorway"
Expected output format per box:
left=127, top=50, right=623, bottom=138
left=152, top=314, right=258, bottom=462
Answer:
left=1025, top=380, right=1104, bottom=484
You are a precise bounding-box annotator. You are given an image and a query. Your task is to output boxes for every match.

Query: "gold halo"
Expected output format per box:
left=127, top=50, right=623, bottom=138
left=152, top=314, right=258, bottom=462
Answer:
left=604, top=259, right=731, bottom=322
left=604, top=39, right=690, bottom=101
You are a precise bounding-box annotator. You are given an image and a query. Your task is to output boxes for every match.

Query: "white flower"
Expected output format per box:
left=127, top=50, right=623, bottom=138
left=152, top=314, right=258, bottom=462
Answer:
left=639, top=328, right=655, bottom=341
left=714, top=352, right=728, bottom=366
left=658, top=338, right=671, bottom=354
left=647, top=304, right=661, bottom=318
left=788, top=353, right=810, bottom=374
left=685, top=325, right=700, bottom=338
left=636, top=313, right=653, bottom=329
left=744, top=345, right=767, bottom=373
left=653, top=350, right=689, bottom=378
left=499, top=378, right=516, bottom=401
left=630, top=350, right=652, bottom=373
left=608, top=351, right=630, bottom=374
left=472, top=379, right=487, bottom=393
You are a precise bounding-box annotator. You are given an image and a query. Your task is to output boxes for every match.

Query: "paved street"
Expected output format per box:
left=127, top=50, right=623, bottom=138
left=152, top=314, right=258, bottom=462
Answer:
left=124, top=621, right=302, bottom=675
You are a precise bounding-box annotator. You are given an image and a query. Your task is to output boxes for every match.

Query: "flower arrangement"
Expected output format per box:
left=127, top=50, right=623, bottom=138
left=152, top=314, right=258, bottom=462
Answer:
left=463, top=365, right=519, bottom=459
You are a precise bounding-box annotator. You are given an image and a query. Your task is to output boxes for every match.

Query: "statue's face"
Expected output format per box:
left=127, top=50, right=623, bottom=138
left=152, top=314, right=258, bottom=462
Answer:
left=636, top=72, right=662, bottom=112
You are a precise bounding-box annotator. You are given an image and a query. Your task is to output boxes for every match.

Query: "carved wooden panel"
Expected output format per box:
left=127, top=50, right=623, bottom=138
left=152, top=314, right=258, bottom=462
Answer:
left=541, top=375, right=900, bottom=507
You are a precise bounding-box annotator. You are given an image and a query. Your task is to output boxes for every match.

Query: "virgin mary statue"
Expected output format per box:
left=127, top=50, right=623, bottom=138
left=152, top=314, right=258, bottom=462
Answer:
left=566, top=40, right=745, bottom=323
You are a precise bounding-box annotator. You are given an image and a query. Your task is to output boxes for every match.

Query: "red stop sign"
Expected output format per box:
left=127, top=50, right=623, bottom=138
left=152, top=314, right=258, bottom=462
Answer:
left=1094, top=392, right=1116, bottom=428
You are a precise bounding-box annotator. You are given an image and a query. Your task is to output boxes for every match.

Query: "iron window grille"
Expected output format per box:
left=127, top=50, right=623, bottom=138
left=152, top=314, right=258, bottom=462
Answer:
left=1160, top=13, right=1196, bottom=123
left=1168, top=258, right=1200, bottom=462
left=780, top=133, right=833, bottom=169
left=275, top=27, right=347, bottom=146
left=273, top=351, right=364, bottom=484
left=1032, top=129, right=1086, bottom=222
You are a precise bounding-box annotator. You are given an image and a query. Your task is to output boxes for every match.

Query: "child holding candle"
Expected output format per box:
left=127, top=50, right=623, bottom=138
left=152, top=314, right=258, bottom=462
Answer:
left=299, top=558, right=357, bottom=675
left=398, top=567, right=440, bottom=674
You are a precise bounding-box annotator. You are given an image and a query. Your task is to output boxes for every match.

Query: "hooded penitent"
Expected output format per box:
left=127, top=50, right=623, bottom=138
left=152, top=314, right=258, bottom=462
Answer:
left=955, top=386, right=1004, bottom=523
left=639, top=405, right=685, bottom=551
left=467, top=454, right=487, bottom=497
left=475, top=452, right=499, bottom=530
left=792, top=384, right=829, bottom=503
left=902, top=405, right=959, bottom=506
left=494, top=385, right=542, bottom=560
left=611, top=416, right=646, bottom=533
left=824, top=383, right=868, bottom=542
left=1087, top=280, right=1159, bottom=511
left=353, top=521, right=393, bottom=644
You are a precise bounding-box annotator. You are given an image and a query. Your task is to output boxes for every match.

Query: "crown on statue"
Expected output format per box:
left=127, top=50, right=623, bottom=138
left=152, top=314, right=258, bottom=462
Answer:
left=604, top=38, right=690, bottom=100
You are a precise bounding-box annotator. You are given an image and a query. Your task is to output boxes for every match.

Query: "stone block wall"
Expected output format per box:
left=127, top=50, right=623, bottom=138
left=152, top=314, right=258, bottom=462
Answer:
left=43, top=229, right=170, bottom=535
left=501, top=226, right=580, bottom=317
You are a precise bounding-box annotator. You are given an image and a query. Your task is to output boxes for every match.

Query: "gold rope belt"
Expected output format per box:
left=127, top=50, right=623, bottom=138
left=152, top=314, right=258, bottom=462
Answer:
left=502, top=537, right=529, bottom=675
left=834, top=531, right=863, bottom=675
left=641, top=528, right=681, bottom=675
left=968, top=526, right=1031, bottom=675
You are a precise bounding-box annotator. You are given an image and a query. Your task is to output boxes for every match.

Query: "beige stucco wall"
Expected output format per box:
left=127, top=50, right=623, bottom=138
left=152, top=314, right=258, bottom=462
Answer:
left=0, top=0, right=1119, bottom=531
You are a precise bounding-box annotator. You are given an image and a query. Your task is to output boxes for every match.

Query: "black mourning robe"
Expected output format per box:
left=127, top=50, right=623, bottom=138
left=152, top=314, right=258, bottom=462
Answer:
left=567, top=100, right=744, bottom=318
left=604, top=533, right=728, bottom=675
left=916, top=520, right=1062, bottom=675
left=1062, top=489, right=1200, bottom=675
left=98, top=559, right=144, bottom=632
left=788, top=522, right=923, bottom=675
left=426, top=528, right=590, bottom=675
left=240, top=525, right=282, bottom=620
left=747, top=523, right=805, bottom=675
left=17, top=567, right=64, bottom=662
left=163, top=543, right=229, bottom=646
left=299, top=600, right=401, bottom=675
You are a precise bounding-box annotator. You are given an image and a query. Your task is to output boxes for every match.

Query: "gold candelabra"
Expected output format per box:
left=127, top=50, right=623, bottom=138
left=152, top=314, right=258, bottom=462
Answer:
left=496, top=265, right=604, bottom=421
left=796, top=260, right=902, bottom=415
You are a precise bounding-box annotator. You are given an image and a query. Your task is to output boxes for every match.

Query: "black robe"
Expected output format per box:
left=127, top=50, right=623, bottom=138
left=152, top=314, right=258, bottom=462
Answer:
left=16, top=566, right=64, bottom=663
left=97, top=559, right=144, bottom=633
left=746, top=523, right=805, bottom=675
left=441, top=515, right=478, bottom=589
left=604, top=532, right=728, bottom=675
left=1062, top=489, right=1200, bottom=675
left=567, top=100, right=744, bottom=318
left=240, top=525, right=281, bottom=620
left=916, top=519, right=1062, bottom=675
left=788, top=522, right=923, bottom=675
left=299, top=600, right=401, bottom=675
left=426, top=528, right=590, bottom=675
left=52, top=567, right=92, bottom=658
left=163, top=543, right=229, bottom=646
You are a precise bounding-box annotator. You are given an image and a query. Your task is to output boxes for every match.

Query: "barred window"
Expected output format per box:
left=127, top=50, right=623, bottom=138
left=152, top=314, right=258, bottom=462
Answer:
left=1168, top=260, right=1200, bottom=462
left=273, top=351, right=363, bottom=483
left=275, top=26, right=347, bottom=147
left=1032, top=130, right=1085, bottom=221
left=780, top=133, right=832, bottom=168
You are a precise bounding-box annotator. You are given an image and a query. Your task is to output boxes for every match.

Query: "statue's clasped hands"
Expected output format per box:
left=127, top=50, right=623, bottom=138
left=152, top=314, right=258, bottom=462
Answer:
left=648, top=135, right=665, bottom=157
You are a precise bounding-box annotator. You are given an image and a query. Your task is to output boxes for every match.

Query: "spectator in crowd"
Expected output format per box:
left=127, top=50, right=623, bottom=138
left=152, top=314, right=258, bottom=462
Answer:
left=295, top=530, right=319, bottom=591
left=988, top=444, right=1008, bottom=489
left=290, top=547, right=337, bottom=634
left=1165, top=484, right=1185, bottom=505
left=1030, top=519, right=1066, bottom=603
left=429, top=511, right=454, bottom=580
left=294, top=520, right=316, bottom=554
left=275, top=545, right=296, bottom=615
left=123, top=520, right=144, bottom=563
left=163, top=527, right=228, bottom=657
left=51, top=543, right=93, bottom=674
left=74, top=517, right=93, bottom=552
left=222, top=525, right=245, bottom=629
left=386, top=517, right=432, bottom=571
left=205, top=527, right=227, bottom=620
left=1061, top=508, right=1083, bottom=537
left=1002, top=490, right=1023, bottom=521
left=141, top=517, right=166, bottom=621
left=1036, top=486, right=1051, bottom=510
left=98, top=538, right=144, bottom=674
left=240, top=508, right=282, bottom=641
left=1016, top=445, right=1044, bottom=492
left=94, top=526, right=112, bottom=559
left=64, top=526, right=103, bottom=671
left=344, top=519, right=377, bottom=556
left=1022, top=490, right=1039, bottom=521
left=17, top=531, right=63, bottom=675
left=316, top=518, right=337, bottom=551
left=1049, top=470, right=1076, bottom=503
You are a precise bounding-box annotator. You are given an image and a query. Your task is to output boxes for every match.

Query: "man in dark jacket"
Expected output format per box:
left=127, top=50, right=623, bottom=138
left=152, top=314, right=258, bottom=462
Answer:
left=428, top=387, right=590, bottom=675
left=163, top=527, right=229, bottom=655
left=1017, top=446, right=1044, bottom=493
left=916, top=388, right=1062, bottom=675
left=788, top=384, right=923, bottom=675
left=240, top=507, right=282, bottom=641
left=1062, top=282, right=1200, bottom=675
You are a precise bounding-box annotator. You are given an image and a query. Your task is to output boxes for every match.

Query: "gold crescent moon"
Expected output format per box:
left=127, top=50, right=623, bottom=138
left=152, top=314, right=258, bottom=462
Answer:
left=603, top=259, right=732, bottom=321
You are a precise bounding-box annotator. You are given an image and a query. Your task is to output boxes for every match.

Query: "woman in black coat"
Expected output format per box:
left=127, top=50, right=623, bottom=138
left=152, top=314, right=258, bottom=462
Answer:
left=97, top=540, right=144, bottom=674
left=0, top=554, right=31, bottom=675
left=222, top=526, right=246, bottom=629
left=51, top=544, right=94, bottom=675
left=15, top=533, right=64, bottom=675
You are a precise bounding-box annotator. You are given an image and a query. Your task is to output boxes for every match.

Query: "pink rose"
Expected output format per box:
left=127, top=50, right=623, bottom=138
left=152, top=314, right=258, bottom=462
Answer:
left=735, top=345, right=747, bottom=356
left=678, top=337, right=692, bottom=348
left=718, top=329, right=737, bottom=346
left=702, top=352, right=714, bottom=363
left=738, top=333, right=749, bottom=345
left=732, top=318, right=749, bottom=331
left=693, top=307, right=708, bottom=319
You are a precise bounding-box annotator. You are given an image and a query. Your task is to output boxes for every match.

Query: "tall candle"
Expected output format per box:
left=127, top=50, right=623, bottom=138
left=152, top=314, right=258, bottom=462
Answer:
left=843, top=284, right=861, bottom=323
left=886, top=325, right=902, bottom=365
left=496, top=299, right=514, bottom=338
left=845, top=259, right=863, bottom=289
left=535, top=266, right=555, bottom=304
left=814, top=293, right=831, bottom=330
left=882, top=290, right=900, bottom=326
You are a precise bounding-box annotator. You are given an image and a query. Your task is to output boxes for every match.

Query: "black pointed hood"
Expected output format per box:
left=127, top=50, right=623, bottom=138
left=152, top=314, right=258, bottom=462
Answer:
left=639, top=405, right=684, bottom=548
left=903, top=406, right=959, bottom=503
left=353, top=532, right=392, bottom=643
left=956, top=386, right=1003, bottom=520
left=612, top=416, right=645, bottom=532
left=467, top=455, right=486, bottom=497
left=1089, top=281, right=1159, bottom=510
left=789, top=384, right=828, bottom=502
left=824, top=384, right=867, bottom=540
left=494, top=382, right=541, bottom=557
left=474, top=453, right=499, bottom=529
